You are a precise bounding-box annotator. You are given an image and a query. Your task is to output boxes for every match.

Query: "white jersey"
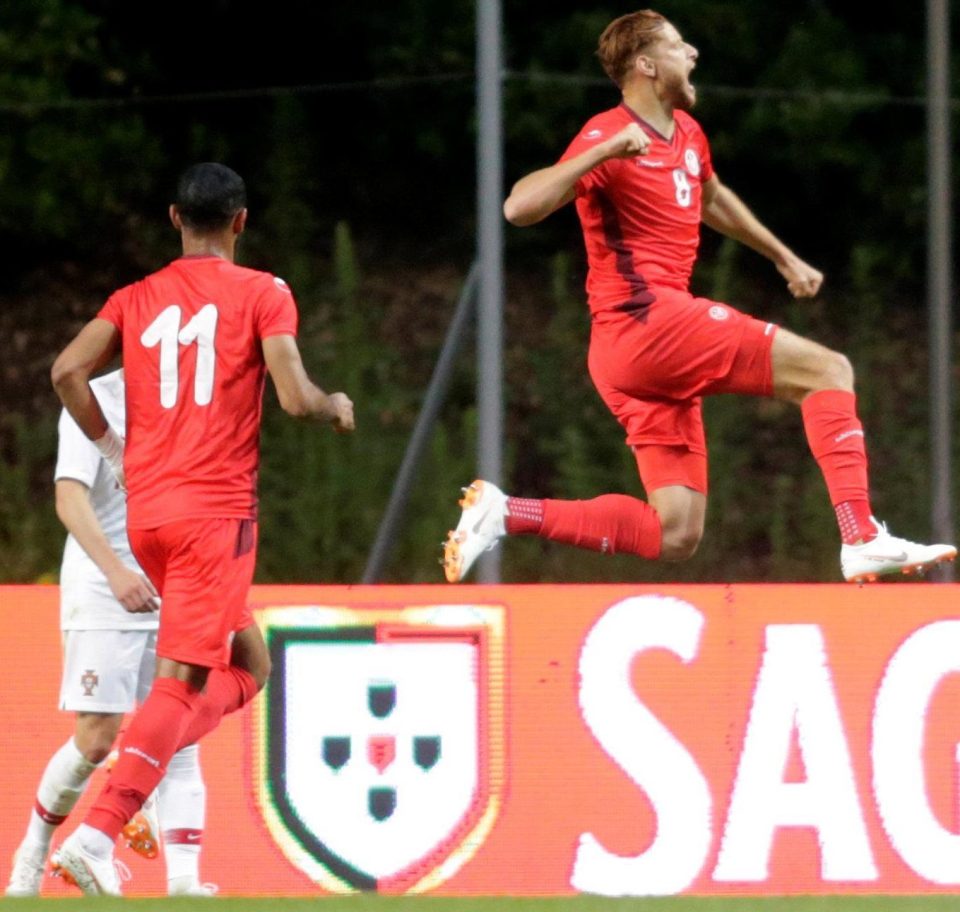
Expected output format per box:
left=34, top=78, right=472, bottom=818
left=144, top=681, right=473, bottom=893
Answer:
left=55, top=369, right=158, bottom=631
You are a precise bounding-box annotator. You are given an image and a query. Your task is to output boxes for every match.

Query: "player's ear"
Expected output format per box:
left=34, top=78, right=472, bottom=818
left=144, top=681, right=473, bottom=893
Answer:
left=635, top=53, right=656, bottom=78
left=169, top=205, right=182, bottom=231
left=233, top=208, right=248, bottom=235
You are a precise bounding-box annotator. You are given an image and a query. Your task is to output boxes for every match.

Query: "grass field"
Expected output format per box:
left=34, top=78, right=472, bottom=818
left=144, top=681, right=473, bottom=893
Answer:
left=3, top=896, right=960, bottom=911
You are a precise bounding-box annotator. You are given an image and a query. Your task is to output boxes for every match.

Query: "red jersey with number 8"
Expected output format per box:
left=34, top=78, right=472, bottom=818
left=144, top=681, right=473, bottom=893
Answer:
left=97, top=255, right=298, bottom=529
left=560, top=104, right=714, bottom=315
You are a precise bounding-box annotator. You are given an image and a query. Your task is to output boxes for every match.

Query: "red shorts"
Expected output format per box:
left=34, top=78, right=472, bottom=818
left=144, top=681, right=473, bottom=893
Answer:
left=588, top=289, right=778, bottom=494
left=129, top=517, right=257, bottom=669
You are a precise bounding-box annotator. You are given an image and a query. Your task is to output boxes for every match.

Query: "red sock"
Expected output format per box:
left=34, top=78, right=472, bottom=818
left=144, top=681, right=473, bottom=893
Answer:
left=85, top=678, right=199, bottom=840
left=801, top=389, right=875, bottom=541
left=505, top=497, right=544, bottom=535
left=176, top=666, right=259, bottom=751
left=540, top=495, right=662, bottom=558
left=835, top=499, right=877, bottom=545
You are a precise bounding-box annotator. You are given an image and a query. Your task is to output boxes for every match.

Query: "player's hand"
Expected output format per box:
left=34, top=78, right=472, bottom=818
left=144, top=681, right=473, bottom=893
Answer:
left=778, top=255, right=824, bottom=298
left=107, top=567, right=160, bottom=613
left=602, top=123, right=651, bottom=160
left=327, top=392, right=355, bottom=433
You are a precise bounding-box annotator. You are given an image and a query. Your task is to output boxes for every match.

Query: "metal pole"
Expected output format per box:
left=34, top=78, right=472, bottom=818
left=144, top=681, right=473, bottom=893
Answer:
left=361, top=265, right=479, bottom=583
left=476, top=0, right=505, bottom=583
left=926, top=0, right=954, bottom=578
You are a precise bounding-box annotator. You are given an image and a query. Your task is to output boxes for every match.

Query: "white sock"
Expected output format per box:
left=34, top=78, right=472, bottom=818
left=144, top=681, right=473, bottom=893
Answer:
left=24, top=738, right=99, bottom=849
left=158, top=744, right=206, bottom=889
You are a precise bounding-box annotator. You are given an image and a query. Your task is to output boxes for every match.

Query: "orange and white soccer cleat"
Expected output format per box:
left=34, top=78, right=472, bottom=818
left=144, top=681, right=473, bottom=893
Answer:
left=121, top=792, right=160, bottom=860
left=841, top=518, right=956, bottom=583
left=50, top=833, right=126, bottom=897
left=441, top=479, right=508, bottom=583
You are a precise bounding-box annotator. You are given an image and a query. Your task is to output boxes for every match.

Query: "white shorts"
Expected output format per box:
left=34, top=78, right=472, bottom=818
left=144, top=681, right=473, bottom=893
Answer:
left=59, top=629, right=157, bottom=714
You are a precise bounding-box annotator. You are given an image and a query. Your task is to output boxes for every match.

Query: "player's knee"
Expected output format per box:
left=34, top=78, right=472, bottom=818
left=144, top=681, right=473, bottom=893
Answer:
left=659, top=523, right=703, bottom=561
left=75, top=731, right=117, bottom=765
left=816, top=350, right=854, bottom=391
left=84, top=744, right=114, bottom=765
left=74, top=714, right=122, bottom=764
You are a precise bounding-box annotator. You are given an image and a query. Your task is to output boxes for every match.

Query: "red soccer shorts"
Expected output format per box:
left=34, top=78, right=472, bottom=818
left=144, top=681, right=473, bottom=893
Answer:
left=129, top=517, right=257, bottom=669
left=588, top=289, right=778, bottom=494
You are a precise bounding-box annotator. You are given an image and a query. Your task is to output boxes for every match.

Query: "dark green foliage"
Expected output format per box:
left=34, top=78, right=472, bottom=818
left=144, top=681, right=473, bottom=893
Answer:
left=1, top=1, right=956, bottom=583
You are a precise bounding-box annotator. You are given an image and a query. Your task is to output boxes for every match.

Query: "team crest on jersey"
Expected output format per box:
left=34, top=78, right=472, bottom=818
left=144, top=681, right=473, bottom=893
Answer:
left=253, top=603, right=505, bottom=893
left=684, top=148, right=701, bottom=177
left=80, top=669, right=99, bottom=696
left=709, top=305, right=729, bottom=321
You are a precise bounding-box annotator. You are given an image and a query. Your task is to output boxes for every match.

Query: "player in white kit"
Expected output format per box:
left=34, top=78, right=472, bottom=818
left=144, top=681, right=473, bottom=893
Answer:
left=6, top=370, right=213, bottom=897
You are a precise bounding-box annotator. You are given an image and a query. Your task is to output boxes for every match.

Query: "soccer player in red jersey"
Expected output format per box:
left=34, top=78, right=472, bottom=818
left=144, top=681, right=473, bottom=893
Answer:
left=49, top=163, right=354, bottom=894
left=443, top=9, right=954, bottom=584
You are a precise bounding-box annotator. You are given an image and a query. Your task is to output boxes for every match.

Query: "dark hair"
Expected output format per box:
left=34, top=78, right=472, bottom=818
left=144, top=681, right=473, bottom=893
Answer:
left=174, top=162, right=247, bottom=231
left=597, top=9, right=667, bottom=88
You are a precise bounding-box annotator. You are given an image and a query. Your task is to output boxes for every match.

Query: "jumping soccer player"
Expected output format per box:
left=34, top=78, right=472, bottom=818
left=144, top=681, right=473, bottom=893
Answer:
left=50, top=163, right=354, bottom=895
left=443, top=9, right=954, bottom=584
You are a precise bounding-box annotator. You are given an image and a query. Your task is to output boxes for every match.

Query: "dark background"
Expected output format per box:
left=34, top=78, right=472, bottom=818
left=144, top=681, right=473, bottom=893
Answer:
left=2, top=0, right=957, bottom=583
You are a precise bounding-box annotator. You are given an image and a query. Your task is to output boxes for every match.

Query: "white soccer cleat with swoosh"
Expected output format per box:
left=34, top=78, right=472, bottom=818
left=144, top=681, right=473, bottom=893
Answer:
left=51, top=831, right=122, bottom=896
left=841, top=518, right=956, bottom=583
left=442, top=479, right=507, bottom=582
left=5, top=839, right=47, bottom=896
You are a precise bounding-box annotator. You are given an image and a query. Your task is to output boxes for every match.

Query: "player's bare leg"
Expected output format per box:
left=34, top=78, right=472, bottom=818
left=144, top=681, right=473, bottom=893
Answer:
left=647, top=485, right=705, bottom=561
left=770, top=327, right=854, bottom=403
left=771, top=328, right=955, bottom=580
left=227, top=623, right=271, bottom=690
left=75, top=713, right=124, bottom=765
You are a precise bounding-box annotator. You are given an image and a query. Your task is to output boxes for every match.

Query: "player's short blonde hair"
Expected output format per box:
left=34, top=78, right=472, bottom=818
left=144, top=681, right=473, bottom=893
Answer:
left=597, top=9, right=667, bottom=88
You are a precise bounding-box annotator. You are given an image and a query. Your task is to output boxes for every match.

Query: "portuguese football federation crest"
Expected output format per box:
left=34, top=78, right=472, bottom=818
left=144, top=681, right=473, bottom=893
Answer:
left=253, top=603, right=505, bottom=893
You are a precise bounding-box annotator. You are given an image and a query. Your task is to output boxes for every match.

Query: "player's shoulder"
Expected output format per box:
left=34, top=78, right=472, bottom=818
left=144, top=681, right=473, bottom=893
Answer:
left=106, top=272, right=149, bottom=302
left=113, top=261, right=181, bottom=300
left=224, top=262, right=294, bottom=298
left=675, top=109, right=708, bottom=140
left=575, top=105, right=630, bottom=143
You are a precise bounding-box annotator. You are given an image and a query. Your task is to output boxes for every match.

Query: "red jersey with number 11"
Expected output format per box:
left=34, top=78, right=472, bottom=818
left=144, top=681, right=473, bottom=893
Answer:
left=97, top=255, right=298, bottom=529
left=560, top=104, right=714, bottom=316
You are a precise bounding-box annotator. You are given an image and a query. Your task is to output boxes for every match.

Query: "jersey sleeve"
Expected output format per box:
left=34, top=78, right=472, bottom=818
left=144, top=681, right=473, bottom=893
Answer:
left=256, top=277, right=299, bottom=339
left=558, top=122, right=613, bottom=196
left=97, top=287, right=127, bottom=330
left=54, top=409, right=101, bottom=488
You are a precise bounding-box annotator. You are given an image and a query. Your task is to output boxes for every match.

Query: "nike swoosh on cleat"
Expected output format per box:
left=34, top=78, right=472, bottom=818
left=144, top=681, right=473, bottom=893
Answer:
left=865, top=551, right=909, bottom=562
left=471, top=506, right=492, bottom=534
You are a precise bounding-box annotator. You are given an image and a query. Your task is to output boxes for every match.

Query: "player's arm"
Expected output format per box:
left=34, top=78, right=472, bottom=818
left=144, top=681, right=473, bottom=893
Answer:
left=51, top=318, right=120, bottom=439
left=51, top=319, right=127, bottom=486
left=262, top=334, right=355, bottom=431
left=503, top=123, right=651, bottom=227
left=55, top=478, right=158, bottom=613
left=700, top=174, right=823, bottom=299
